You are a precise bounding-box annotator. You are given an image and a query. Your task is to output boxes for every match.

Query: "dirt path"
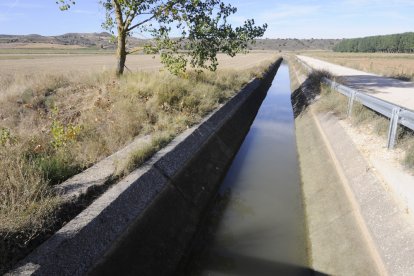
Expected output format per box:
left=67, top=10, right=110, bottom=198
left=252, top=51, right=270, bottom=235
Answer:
left=297, top=55, right=414, bottom=111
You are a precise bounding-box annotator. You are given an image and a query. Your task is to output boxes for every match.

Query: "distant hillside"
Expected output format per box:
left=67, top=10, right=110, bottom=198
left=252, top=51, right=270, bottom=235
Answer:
left=0, top=32, right=146, bottom=49
left=0, top=33, right=340, bottom=51
left=333, top=32, right=414, bottom=53
left=249, top=38, right=339, bottom=51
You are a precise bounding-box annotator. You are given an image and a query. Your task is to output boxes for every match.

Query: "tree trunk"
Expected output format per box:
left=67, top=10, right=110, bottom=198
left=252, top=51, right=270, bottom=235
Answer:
left=116, top=31, right=127, bottom=76
left=113, top=0, right=127, bottom=76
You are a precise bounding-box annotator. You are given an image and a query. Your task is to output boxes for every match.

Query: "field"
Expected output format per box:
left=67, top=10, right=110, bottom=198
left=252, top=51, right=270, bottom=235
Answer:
left=301, top=51, right=414, bottom=81
left=0, top=51, right=275, bottom=75
left=0, top=49, right=277, bottom=272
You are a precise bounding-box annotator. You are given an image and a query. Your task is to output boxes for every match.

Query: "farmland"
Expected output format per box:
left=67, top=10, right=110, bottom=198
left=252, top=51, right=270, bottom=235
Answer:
left=301, top=51, right=414, bottom=81
left=0, top=51, right=275, bottom=76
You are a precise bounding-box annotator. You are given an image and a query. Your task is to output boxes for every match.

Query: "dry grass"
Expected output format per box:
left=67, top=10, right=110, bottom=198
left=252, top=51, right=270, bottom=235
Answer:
left=119, top=131, right=175, bottom=176
left=313, top=83, right=414, bottom=171
left=290, top=52, right=414, bottom=170
left=0, top=54, right=276, bottom=261
left=315, top=85, right=348, bottom=116
left=315, top=88, right=388, bottom=130
left=302, top=51, right=414, bottom=81
left=403, top=141, right=414, bottom=169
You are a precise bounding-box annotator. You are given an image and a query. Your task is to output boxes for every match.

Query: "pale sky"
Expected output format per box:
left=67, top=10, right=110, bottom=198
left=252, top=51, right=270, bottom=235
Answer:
left=0, top=0, right=413, bottom=39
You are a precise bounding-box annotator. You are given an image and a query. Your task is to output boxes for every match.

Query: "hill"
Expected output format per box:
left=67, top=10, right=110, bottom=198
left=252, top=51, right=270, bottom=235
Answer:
left=250, top=38, right=340, bottom=51
left=0, top=32, right=147, bottom=49
left=0, top=33, right=340, bottom=51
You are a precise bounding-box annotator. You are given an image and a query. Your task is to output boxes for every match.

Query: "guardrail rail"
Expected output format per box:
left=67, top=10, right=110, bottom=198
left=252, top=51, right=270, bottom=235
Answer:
left=296, top=57, right=414, bottom=149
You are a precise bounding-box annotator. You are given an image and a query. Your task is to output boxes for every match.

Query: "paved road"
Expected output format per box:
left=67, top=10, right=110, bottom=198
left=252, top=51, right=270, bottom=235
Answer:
left=297, top=55, right=414, bottom=111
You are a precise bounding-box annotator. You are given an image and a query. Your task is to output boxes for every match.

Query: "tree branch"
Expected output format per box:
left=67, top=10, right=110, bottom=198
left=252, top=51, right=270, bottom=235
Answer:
left=126, top=47, right=143, bottom=55
left=127, top=15, right=155, bottom=32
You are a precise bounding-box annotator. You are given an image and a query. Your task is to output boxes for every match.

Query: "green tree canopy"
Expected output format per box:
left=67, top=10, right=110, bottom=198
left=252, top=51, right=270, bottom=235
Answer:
left=57, top=0, right=267, bottom=76
left=333, top=32, right=414, bottom=53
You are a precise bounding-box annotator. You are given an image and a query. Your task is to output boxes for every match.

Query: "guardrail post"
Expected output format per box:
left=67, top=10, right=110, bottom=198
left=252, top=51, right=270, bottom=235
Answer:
left=347, top=91, right=356, bottom=117
left=387, top=107, right=401, bottom=149
left=330, top=80, right=336, bottom=91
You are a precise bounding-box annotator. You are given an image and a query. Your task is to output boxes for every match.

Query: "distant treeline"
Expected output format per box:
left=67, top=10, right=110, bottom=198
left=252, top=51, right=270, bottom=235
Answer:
left=333, top=32, right=414, bottom=53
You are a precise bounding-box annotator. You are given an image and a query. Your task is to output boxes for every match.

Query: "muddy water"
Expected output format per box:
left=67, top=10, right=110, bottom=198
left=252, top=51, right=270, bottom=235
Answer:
left=183, top=63, right=310, bottom=275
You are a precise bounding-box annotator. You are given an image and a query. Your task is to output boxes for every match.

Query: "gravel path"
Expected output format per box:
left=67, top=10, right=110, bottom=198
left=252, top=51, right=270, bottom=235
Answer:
left=297, top=55, right=414, bottom=111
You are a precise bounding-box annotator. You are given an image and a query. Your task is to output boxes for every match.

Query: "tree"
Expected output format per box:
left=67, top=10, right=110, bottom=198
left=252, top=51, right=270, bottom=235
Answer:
left=333, top=33, right=414, bottom=53
left=57, top=0, right=267, bottom=76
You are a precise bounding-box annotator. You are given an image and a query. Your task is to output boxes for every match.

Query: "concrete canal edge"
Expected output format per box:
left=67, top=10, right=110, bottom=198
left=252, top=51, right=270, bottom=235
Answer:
left=8, top=58, right=283, bottom=276
left=291, top=75, right=386, bottom=275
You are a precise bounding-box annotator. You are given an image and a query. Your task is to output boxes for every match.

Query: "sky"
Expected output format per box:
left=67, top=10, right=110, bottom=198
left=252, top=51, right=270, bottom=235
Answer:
left=0, top=0, right=413, bottom=39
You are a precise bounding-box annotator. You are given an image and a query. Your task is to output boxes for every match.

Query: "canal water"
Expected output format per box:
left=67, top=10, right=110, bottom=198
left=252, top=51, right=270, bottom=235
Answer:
left=182, top=63, right=309, bottom=275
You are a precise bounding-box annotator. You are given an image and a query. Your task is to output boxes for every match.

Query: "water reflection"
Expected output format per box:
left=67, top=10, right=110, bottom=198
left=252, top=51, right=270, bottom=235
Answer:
left=182, top=63, right=312, bottom=275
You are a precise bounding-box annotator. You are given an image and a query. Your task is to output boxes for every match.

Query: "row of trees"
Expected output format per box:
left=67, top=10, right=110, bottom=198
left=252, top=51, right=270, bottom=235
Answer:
left=333, top=32, right=414, bottom=53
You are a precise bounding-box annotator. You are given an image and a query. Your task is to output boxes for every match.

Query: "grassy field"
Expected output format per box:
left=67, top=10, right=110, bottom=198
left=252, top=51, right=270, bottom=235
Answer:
left=0, top=51, right=277, bottom=272
left=301, top=51, right=414, bottom=81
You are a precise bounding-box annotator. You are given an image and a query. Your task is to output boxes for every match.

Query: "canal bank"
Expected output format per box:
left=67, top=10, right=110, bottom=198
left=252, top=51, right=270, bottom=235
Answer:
left=291, top=57, right=414, bottom=275
left=290, top=61, right=383, bottom=275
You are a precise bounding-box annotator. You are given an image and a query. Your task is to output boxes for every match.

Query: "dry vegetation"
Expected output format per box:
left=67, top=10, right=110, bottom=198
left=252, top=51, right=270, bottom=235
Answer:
left=314, top=80, right=414, bottom=170
left=302, top=51, right=414, bottom=81
left=0, top=52, right=276, bottom=270
left=288, top=53, right=414, bottom=171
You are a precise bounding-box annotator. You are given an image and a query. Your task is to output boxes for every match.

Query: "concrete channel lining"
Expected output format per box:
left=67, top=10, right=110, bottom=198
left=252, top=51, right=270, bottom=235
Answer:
left=8, top=58, right=283, bottom=276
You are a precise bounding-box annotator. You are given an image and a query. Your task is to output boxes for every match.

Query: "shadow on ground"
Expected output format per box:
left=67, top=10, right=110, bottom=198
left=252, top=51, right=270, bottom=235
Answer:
left=291, top=72, right=326, bottom=118
left=343, top=75, right=414, bottom=92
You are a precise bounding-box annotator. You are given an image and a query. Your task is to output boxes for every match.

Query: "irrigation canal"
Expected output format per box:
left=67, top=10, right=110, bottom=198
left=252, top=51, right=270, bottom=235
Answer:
left=182, top=63, right=312, bottom=275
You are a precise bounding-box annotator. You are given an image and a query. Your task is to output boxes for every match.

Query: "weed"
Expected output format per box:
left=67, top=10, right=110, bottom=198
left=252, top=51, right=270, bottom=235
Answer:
left=0, top=128, right=15, bottom=146
left=35, top=151, right=83, bottom=184
left=118, top=131, right=175, bottom=176
left=50, top=120, right=82, bottom=150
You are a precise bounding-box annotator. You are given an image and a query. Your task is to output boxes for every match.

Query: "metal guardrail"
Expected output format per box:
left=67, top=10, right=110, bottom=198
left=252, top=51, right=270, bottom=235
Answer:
left=296, top=57, right=414, bottom=149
